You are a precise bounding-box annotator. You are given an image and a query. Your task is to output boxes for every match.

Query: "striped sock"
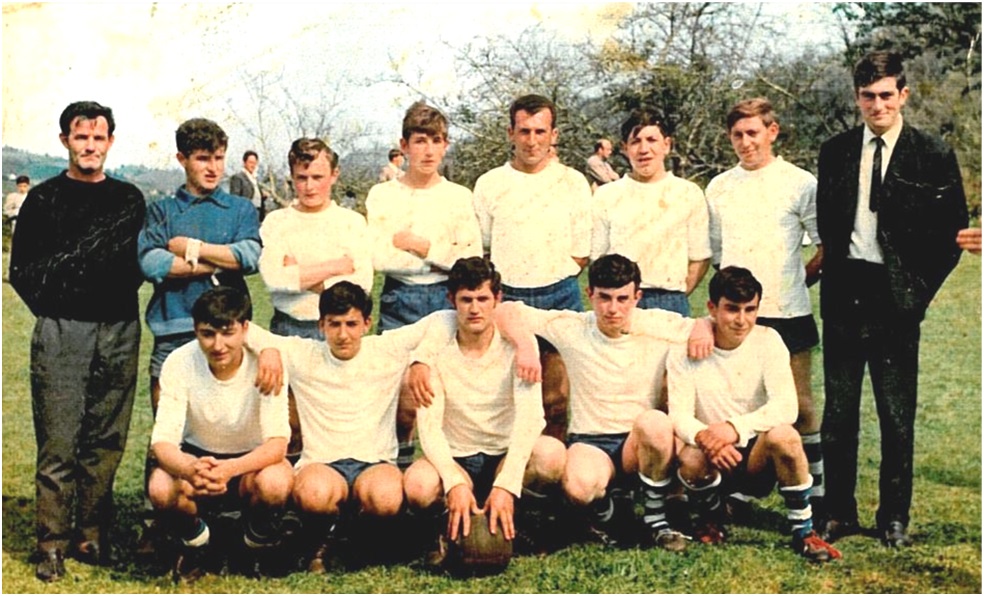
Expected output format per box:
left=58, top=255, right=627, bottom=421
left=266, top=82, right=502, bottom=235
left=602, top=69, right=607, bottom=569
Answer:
left=678, top=470, right=722, bottom=520
left=396, top=441, right=416, bottom=471
left=801, top=432, right=824, bottom=501
left=182, top=518, right=210, bottom=548
left=591, top=494, right=615, bottom=523
left=780, top=481, right=814, bottom=540
left=639, top=474, right=672, bottom=532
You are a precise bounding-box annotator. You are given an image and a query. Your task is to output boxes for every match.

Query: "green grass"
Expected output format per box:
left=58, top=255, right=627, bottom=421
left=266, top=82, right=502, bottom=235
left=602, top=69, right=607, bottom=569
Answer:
left=2, top=251, right=981, bottom=593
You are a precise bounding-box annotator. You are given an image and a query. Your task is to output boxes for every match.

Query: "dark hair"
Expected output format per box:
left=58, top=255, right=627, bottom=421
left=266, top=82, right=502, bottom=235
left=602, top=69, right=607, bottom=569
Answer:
left=319, top=281, right=372, bottom=320
left=708, top=266, right=763, bottom=305
left=402, top=101, right=449, bottom=141
left=593, top=139, right=609, bottom=152
left=588, top=254, right=641, bottom=291
left=59, top=101, right=115, bottom=136
left=388, top=148, right=403, bottom=161
left=176, top=118, right=228, bottom=156
left=620, top=108, right=673, bottom=142
left=853, top=51, right=907, bottom=91
left=447, top=257, right=502, bottom=297
left=509, top=94, right=556, bottom=129
left=192, top=286, right=252, bottom=328
left=288, top=138, right=339, bottom=173
left=726, top=97, right=777, bottom=131
left=15, top=175, right=29, bottom=185
left=243, top=150, right=258, bottom=163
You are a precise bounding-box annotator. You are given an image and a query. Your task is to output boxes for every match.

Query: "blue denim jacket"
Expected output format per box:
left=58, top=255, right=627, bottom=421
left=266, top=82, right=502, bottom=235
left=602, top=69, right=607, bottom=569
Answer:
left=138, top=185, right=261, bottom=337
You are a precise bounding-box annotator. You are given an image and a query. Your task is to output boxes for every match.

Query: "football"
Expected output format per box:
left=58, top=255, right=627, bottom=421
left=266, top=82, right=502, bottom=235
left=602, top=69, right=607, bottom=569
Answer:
left=450, top=511, right=513, bottom=574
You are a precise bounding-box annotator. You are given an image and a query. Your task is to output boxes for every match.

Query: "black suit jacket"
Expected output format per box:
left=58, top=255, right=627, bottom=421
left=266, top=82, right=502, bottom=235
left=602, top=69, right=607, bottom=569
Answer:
left=816, top=123, right=968, bottom=321
left=228, top=171, right=256, bottom=201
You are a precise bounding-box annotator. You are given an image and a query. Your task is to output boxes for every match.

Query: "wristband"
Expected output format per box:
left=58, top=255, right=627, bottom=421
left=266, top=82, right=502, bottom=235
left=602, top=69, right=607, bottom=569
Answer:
left=185, top=238, right=203, bottom=269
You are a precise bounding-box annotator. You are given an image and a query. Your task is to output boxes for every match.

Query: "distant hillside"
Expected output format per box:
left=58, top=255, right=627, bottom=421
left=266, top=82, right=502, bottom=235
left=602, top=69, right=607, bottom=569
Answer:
left=2, top=146, right=184, bottom=199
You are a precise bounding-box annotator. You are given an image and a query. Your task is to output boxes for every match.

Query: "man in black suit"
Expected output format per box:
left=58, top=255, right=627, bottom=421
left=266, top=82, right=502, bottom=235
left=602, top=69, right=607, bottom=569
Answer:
left=229, top=149, right=263, bottom=219
left=816, top=51, right=968, bottom=548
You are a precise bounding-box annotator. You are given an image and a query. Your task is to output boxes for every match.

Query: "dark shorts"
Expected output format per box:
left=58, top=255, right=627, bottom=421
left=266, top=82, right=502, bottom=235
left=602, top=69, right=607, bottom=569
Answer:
left=328, top=458, right=375, bottom=488
left=503, top=276, right=583, bottom=312
left=639, top=288, right=691, bottom=316
left=378, top=277, right=449, bottom=333
left=270, top=309, right=323, bottom=340
left=721, top=436, right=777, bottom=498
left=454, top=452, right=505, bottom=504
left=756, top=315, right=820, bottom=354
left=179, top=443, right=248, bottom=512
left=568, top=433, right=628, bottom=477
left=150, top=332, right=197, bottom=378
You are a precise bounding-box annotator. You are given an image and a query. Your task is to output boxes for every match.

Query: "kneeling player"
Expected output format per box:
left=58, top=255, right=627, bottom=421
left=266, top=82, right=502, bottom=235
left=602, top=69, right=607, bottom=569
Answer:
left=148, top=287, right=293, bottom=581
left=403, top=257, right=566, bottom=566
left=496, top=254, right=714, bottom=550
left=667, top=267, right=841, bottom=562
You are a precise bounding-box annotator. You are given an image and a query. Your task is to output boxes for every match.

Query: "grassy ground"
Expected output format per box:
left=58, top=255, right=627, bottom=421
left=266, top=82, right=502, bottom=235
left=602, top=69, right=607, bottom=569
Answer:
left=2, top=251, right=980, bottom=593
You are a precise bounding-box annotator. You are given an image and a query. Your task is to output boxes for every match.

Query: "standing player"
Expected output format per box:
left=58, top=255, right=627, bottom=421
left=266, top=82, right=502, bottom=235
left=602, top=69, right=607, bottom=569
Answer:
left=705, top=98, right=826, bottom=510
left=667, top=267, right=841, bottom=563
left=403, top=257, right=565, bottom=564
left=591, top=108, right=711, bottom=316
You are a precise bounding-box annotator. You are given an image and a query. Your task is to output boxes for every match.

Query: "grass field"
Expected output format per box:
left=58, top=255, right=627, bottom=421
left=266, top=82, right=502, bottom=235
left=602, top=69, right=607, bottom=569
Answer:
left=2, top=251, right=980, bottom=593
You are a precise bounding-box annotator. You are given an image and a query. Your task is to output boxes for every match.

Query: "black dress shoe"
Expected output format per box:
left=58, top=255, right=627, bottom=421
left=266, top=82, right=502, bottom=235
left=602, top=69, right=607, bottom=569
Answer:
left=35, top=549, right=66, bottom=582
left=882, top=521, right=913, bottom=547
left=819, top=518, right=860, bottom=543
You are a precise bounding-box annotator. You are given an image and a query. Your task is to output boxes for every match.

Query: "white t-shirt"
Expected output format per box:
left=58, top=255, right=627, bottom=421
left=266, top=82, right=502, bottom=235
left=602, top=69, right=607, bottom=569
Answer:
left=592, top=174, right=711, bottom=292
left=245, top=315, right=455, bottom=468
left=517, top=303, right=694, bottom=435
left=706, top=157, right=820, bottom=318
left=258, top=203, right=373, bottom=321
left=416, top=325, right=544, bottom=497
left=473, top=161, right=592, bottom=288
left=667, top=325, right=797, bottom=447
left=366, top=177, right=482, bottom=285
left=151, top=340, right=290, bottom=454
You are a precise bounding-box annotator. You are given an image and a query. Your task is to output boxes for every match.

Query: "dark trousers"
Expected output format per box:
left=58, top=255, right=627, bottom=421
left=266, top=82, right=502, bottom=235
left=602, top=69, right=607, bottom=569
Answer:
left=821, top=261, right=920, bottom=529
left=30, top=317, right=140, bottom=552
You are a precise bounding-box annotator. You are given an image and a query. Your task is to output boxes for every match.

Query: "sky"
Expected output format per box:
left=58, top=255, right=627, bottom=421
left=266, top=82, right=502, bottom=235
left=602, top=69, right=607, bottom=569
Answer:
left=2, top=2, right=843, bottom=173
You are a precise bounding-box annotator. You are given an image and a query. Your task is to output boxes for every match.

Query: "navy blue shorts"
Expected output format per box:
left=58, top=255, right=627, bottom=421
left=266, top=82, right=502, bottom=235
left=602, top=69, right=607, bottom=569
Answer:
left=722, top=436, right=777, bottom=498
left=328, top=458, right=374, bottom=488
left=568, top=432, right=628, bottom=476
left=503, top=276, right=583, bottom=312
left=378, top=278, right=449, bottom=333
left=270, top=309, right=323, bottom=340
left=179, top=443, right=249, bottom=512
left=639, top=288, right=691, bottom=316
left=755, top=315, right=820, bottom=354
left=150, top=332, right=196, bottom=378
left=454, top=452, right=505, bottom=504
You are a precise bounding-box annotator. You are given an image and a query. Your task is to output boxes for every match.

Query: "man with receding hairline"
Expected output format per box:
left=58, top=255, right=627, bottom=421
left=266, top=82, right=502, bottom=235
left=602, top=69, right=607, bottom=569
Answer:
left=11, top=101, right=146, bottom=581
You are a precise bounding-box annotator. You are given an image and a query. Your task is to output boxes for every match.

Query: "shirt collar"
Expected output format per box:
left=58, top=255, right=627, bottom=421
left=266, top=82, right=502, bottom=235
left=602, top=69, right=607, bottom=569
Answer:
left=175, top=185, right=233, bottom=207
left=863, top=114, right=904, bottom=152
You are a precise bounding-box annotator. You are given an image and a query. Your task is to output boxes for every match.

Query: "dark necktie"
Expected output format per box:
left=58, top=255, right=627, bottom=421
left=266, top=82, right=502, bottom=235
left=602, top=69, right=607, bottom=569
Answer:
left=870, top=136, right=884, bottom=212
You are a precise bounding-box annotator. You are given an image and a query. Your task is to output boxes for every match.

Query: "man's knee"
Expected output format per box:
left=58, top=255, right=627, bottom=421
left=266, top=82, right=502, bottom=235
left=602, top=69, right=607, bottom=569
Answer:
left=355, top=465, right=404, bottom=517
left=403, top=461, right=442, bottom=510
left=293, top=470, right=344, bottom=515
left=526, top=436, right=567, bottom=486
left=762, top=425, right=807, bottom=464
left=562, top=449, right=611, bottom=506
left=147, top=469, right=180, bottom=510
left=631, top=410, right=674, bottom=451
left=676, top=445, right=713, bottom=486
left=250, top=462, right=294, bottom=507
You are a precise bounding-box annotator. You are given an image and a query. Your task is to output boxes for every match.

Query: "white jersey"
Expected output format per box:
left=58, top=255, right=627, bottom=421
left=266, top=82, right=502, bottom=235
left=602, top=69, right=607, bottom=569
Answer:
left=151, top=340, right=290, bottom=454
left=667, top=325, right=797, bottom=447
left=473, top=161, right=591, bottom=288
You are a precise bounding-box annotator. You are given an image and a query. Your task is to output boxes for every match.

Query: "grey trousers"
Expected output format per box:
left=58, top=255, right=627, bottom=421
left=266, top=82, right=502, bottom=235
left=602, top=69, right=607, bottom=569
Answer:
left=30, top=317, right=140, bottom=553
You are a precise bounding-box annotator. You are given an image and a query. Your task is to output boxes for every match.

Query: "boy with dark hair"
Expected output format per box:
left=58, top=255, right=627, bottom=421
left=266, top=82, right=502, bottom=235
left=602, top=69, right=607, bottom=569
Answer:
left=149, top=286, right=293, bottom=581
left=11, top=100, right=145, bottom=581
left=495, top=254, right=713, bottom=551
left=591, top=108, right=711, bottom=316
left=366, top=101, right=482, bottom=467
left=404, top=257, right=565, bottom=566
left=667, top=266, right=841, bottom=563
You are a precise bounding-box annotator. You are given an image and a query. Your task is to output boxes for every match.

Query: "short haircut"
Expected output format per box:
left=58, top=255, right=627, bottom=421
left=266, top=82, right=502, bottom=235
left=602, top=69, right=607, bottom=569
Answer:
left=853, top=50, right=907, bottom=91
left=319, top=281, right=372, bottom=320
left=594, top=139, right=608, bottom=152
left=708, top=266, right=763, bottom=305
left=388, top=148, right=403, bottom=161
left=192, top=286, right=252, bottom=328
left=509, top=94, right=556, bottom=129
left=175, top=118, right=228, bottom=156
left=726, top=97, right=777, bottom=131
left=59, top=101, right=116, bottom=136
left=288, top=138, right=339, bottom=173
left=401, top=101, right=449, bottom=141
left=620, top=108, right=673, bottom=142
left=15, top=175, right=29, bottom=185
left=588, top=254, right=642, bottom=290
left=243, top=150, right=258, bottom=163
left=447, top=257, right=502, bottom=297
